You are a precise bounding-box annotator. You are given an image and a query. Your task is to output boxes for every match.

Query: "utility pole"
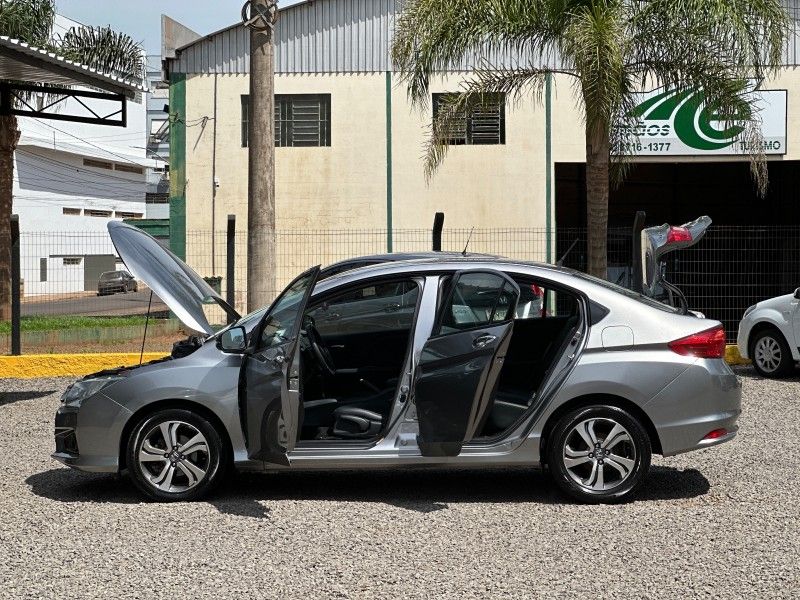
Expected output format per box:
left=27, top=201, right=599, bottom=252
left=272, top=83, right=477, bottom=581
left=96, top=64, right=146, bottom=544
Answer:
left=242, top=0, right=278, bottom=311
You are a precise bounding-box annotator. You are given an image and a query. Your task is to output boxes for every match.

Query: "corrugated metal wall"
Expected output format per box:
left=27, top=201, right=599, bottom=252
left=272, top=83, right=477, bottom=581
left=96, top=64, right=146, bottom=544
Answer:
left=168, top=0, right=800, bottom=75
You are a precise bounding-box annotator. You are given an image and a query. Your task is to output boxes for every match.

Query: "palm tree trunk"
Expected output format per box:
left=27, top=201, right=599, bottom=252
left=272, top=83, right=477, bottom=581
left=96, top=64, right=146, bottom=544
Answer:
left=0, top=115, right=20, bottom=322
left=585, top=121, right=610, bottom=280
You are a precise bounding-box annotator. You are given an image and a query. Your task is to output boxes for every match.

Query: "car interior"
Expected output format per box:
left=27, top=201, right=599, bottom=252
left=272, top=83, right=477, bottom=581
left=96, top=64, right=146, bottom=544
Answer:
left=296, top=273, right=580, bottom=443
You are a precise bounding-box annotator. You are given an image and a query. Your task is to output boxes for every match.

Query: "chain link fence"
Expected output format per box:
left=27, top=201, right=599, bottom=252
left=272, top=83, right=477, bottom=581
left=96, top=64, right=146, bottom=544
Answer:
left=3, top=225, right=797, bottom=353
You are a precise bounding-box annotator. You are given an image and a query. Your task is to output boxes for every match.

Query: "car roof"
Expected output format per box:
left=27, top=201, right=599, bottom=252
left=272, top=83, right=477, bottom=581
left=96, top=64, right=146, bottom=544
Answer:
left=319, top=251, right=501, bottom=278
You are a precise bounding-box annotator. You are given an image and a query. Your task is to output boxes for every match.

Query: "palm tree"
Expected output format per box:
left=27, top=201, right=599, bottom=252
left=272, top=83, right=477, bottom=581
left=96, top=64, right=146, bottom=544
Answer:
left=0, top=0, right=143, bottom=321
left=392, top=0, right=789, bottom=279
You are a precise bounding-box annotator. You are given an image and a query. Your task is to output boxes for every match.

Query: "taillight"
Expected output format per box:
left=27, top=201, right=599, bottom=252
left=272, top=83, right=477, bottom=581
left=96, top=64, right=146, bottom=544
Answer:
left=666, top=226, right=692, bottom=243
left=668, top=326, right=726, bottom=358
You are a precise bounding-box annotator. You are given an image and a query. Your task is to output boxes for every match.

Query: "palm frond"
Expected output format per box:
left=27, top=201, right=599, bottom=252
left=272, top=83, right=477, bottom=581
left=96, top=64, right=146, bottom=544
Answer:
left=58, top=26, right=144, bottom=82
left=0, top=0, right=55, bottom=48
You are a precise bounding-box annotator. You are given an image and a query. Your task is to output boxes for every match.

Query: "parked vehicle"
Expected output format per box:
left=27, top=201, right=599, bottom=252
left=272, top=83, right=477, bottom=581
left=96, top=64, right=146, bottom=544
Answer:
left=53, top=222, right=740, bottom=504
left=97, top=270, right=137, bottom=295
left=737, top=290, right=800, bottom=377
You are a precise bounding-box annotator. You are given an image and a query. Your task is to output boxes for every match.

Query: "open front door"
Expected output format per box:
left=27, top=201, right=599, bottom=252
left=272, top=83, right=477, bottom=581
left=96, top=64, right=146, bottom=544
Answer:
left=414, top=270, right=520, bottom=457
left=241, top=266, right=320, bottom=465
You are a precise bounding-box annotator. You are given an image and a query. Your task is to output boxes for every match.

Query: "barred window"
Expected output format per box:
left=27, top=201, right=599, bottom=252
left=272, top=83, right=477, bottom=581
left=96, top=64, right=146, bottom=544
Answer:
left=242, top=94, right=331, bottom=148
left=432, top=93, right=505, bottom=145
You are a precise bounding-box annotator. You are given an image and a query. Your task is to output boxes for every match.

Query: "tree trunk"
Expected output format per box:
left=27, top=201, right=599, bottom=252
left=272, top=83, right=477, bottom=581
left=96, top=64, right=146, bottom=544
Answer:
left=247, top=0, right=277, bottom=312
left=585, top=121, right=610, bottom=280
left=0, top=115, right=20, bottom=322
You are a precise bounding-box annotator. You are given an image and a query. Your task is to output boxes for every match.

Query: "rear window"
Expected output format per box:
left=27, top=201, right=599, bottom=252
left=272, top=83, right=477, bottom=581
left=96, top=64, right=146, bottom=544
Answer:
left=567, top=270, right=680, bottom=313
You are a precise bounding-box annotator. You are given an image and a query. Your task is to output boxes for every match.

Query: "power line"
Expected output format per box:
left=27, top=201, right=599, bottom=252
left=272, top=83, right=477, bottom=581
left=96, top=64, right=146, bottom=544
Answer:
left=33, top=119, right=152, bottom=169
left=15, top=148, right=156, bottom=186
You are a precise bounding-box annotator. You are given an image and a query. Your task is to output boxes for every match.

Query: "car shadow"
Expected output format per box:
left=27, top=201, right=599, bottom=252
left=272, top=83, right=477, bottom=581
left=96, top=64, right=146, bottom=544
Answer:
left=732, top=364, right=800, bottom=382
left=26, top=464, right=709, bottom=519
left=0, top=390, right=56, bottom=408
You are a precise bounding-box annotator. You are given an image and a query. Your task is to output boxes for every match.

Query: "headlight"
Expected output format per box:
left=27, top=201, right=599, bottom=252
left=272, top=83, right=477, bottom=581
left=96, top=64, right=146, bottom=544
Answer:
left=743, top=305, right=756, bottom=318
left=61, top=376, right=123, bottom=406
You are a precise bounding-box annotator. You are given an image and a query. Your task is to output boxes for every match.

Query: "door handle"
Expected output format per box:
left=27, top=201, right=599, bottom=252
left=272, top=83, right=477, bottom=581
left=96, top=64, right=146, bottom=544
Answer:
left=473, top=334, right=497, bottom=348
left=384, top=303, right=401, bottom=312
left=325, top=313, right=341, bottom=321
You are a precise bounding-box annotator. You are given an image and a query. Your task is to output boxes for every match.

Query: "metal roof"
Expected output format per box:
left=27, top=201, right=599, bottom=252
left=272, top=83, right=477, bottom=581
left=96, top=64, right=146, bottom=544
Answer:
left=165, top=0, right=800, bottom=75
left=0, top=36, right=146, bottom=98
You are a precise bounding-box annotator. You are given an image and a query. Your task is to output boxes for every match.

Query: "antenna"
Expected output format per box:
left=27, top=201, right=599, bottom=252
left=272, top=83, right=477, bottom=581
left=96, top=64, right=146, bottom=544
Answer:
left=139, top=290, right=153, bottom=366
left=461, top=227, right=474, bottom=256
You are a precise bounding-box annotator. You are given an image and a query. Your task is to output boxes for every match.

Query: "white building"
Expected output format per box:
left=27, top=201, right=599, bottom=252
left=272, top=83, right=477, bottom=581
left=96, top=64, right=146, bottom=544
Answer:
left=12, top=15, right=154, bottom=296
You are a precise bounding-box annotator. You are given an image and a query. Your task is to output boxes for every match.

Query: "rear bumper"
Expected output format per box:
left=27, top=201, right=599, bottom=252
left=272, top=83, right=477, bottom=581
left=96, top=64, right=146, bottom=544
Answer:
left=645, top=359, right=742, bottom=457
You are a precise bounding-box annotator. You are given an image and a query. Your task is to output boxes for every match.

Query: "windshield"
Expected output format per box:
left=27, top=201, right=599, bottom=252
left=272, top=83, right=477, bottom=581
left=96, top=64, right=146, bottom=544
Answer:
left=100, top=272, right=121, bottom=280
left=567, top=269, right=680, bottom=313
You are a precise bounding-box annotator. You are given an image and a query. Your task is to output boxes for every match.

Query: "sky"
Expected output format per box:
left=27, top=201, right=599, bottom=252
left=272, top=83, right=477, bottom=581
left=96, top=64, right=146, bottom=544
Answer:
left=56, top=0, right=304, bottom=54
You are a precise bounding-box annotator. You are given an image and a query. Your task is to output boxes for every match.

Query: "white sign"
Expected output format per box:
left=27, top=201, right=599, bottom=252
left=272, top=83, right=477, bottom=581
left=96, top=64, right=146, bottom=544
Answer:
left=612, top=88, right=787, bottom=156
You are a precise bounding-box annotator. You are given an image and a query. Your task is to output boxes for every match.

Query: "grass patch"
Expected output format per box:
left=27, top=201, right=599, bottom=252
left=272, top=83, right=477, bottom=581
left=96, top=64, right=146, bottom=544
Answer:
left=0, top=315, right=155, bottom=334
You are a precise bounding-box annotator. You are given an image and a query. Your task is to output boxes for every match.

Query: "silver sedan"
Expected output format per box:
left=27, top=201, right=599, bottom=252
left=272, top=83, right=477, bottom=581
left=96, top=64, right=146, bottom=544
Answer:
left=53, top=223, right=740, bottom=504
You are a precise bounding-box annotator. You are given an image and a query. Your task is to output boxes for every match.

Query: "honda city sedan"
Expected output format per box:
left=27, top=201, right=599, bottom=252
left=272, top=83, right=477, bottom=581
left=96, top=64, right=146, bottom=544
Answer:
left=53, top=222, right=741, bottom=504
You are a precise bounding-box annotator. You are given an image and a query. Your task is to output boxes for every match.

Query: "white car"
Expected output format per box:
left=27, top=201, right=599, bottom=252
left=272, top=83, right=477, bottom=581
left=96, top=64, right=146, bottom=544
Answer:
left=737, top=289, right=800, bottom=377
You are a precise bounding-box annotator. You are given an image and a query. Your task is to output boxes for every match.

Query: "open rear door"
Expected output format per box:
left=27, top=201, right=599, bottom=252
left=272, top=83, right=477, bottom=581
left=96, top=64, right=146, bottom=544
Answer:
left=241, top=266, right=320, bottom=465
left=414, top=271, right=520, bottom=457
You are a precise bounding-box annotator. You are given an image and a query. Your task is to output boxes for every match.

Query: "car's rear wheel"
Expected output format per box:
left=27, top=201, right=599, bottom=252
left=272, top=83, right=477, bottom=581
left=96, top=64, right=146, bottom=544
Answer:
left=126, top=409, right=227, bottom=501
left=547, top=405, right=651, bottom=503
left=750, top=329, right=793, bottom=378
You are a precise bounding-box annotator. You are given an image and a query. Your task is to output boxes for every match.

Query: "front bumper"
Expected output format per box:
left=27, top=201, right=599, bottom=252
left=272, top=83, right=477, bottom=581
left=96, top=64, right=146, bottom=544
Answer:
left=52, top=393, right=132, bottom=473
left=645, top=358, right=742, bottom=457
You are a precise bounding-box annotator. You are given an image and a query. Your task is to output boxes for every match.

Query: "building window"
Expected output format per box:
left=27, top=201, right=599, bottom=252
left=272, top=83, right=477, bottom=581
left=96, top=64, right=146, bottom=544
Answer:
left=241, top=94, right=332, bottom=148
left=115, top=211, right=143, bottom=219
left=62, top=207, right=81, bottom=216
left=83, top=158, right=114, bottom=170
left=432, top=93, right=506, bottom=145
left=62, top=257, right=82, bottom=266
left=86, top=209, right=112, bottom=218
left=146, top=193, right=169, bottom=204
left=115, top=163, right=144, bottom=175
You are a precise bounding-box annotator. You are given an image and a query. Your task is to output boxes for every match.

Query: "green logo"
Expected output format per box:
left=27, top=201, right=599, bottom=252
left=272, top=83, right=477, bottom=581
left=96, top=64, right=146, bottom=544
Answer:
left=631, top=88, right=744, bottom=151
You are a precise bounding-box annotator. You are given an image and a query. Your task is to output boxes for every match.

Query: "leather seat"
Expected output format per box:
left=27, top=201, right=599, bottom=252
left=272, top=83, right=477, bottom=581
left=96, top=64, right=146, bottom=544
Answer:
left=332, top=406, right=383, bottom=439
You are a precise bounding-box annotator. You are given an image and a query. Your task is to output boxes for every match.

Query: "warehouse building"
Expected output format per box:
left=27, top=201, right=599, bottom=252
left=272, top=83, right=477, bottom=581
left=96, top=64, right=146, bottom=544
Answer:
left=161, top=0, right=800, bottom=308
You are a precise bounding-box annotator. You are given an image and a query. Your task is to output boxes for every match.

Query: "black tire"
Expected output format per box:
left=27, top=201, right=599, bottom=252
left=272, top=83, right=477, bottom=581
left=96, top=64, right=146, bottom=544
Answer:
left=126, top=408, right=228, bottom=502
left=547, top=405, right=651, bottom=504
left=750, top=328, right=794, bottom=378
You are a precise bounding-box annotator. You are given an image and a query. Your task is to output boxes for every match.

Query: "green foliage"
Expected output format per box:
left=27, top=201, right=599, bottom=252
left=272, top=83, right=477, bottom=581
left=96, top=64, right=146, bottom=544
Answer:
left=393, top=0, right=790, bottom=192
left=0, top=0, right=56, bottom=48
left=58, top=26, right=144, bottom=83
left=0, top=0, right=143, bottom=84
left=0, top=315, right=152, bottom=334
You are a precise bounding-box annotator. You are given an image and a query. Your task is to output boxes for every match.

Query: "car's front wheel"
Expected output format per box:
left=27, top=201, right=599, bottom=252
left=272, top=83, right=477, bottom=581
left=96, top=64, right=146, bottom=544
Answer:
left=750, top=328, right=794, bottom=378
left=547, top=405, right=651, bottom=503
left=126, top=409, right=227, bottom=501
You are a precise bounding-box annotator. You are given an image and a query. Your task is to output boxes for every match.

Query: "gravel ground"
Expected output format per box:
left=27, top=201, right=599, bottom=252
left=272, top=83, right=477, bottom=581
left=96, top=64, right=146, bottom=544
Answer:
left=0, top=370, right=798, bottom=599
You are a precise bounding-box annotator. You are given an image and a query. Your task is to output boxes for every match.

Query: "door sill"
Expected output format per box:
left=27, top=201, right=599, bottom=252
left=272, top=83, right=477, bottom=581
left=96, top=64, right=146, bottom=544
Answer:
left=294, top=438, right=379, bottom=451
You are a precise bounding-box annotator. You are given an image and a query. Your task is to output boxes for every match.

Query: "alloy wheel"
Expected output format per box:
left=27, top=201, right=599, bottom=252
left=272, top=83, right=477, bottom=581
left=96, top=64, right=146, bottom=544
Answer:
left=562, top=418, right=637, bottom=492
left=754, top=336, right=782, bottom=374
left=137, top=420, right=210, bottom=493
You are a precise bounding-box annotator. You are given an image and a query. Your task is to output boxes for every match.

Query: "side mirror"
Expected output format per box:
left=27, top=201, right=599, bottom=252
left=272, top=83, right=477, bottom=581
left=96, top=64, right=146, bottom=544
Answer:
left=794, top=288, right=800, bottom=300
left=218, top=326, right=247, bottom=353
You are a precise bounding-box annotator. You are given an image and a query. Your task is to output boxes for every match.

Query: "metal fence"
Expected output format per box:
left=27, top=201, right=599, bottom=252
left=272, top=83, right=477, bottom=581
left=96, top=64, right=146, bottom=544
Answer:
left=4, top=225, right=799, bottom=354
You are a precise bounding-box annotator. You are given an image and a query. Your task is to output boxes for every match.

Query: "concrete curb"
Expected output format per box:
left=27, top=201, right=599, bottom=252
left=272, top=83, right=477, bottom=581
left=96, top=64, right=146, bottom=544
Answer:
left=0, top=345, right=750, bottom=379
left=725, top=344, right=750, bottom=366
left=0, top=353, right=169, bottom=379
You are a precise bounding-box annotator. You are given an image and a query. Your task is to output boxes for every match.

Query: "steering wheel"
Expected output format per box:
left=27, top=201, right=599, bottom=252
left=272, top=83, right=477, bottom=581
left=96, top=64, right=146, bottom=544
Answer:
left=303, top=315, right=336, bottom=376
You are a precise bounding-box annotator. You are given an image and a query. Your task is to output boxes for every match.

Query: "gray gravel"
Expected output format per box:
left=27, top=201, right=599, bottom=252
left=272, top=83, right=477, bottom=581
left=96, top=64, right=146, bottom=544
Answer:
left=0, top=370, right=799, bottom=599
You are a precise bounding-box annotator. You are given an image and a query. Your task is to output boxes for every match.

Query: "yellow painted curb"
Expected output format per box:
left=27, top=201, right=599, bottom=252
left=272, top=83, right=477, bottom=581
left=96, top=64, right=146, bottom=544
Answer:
left=0, top=353, right=169, bottom=379
left=725, top=344, right=750, bottom=366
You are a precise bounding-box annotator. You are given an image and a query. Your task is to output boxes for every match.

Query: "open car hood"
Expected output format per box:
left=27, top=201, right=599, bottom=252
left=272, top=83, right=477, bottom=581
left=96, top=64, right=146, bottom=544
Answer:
left=107, top=222, right=239, bottom=335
